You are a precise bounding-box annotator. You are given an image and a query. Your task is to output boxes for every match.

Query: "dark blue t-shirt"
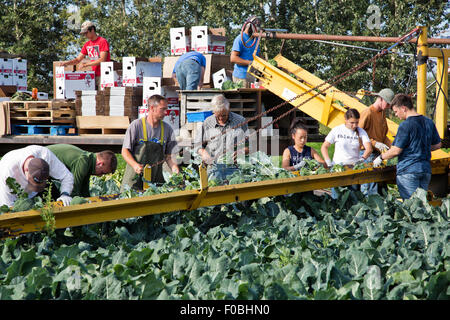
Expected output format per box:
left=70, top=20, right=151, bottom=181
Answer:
left=173, top=51, right=206, bottom=74
left=288, top=145, right=312, bottom=166
left=392, top=115, right=440, bottom=175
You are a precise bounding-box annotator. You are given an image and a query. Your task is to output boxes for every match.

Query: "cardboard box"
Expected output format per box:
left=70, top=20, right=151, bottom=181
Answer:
left=164, top=107, right=180, bottom=132
left=122, top=57, right=162, bottom=86
left=162, top=85, right=180, bottom=108
left=143, top=77, right=162, bottom=106
left=13, top=58, right=27, bottom=75
left=0, top=74, right=13, bottom=86
left=191, top=26, right=227, bottom=55
left=100, top=61, right=122, bottom=89
left=212, top=68, right=229, bottom=89
left=170, top=27, right=191, bottom=56
left=53, top=61, right=77, bottom=98
left=55, top=66, right=96, bottom=99
left=12, top=74, right=27, bottom=91
left=0, top=58, right=13, bottom=74
left=163, top=54, right=232, bottom=86
left=37, top=92, right=49, bottom=100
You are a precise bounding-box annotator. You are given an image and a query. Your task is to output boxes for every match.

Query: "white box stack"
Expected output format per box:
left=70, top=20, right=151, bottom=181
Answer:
left=0, top=59, right=14, bottom=86
left=122, top=57, right=162, bottom=87
left=170, top=27, right=191, bottom=56
left=191, top=26, right=226, bottom=55
left=143, top=77, right=162, bottom=106
left=100, top=61, right=122, bottom=90
left=80, top=90, right=97, bottom=116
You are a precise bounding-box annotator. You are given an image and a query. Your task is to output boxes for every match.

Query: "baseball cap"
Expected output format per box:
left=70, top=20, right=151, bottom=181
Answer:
left=376, top=88, right=395, bottom=104
left=27, top=158, right=49, bottom=185
left=247, top=16, right=261, bottom=27
left=80, top=21, right=95, bottom=34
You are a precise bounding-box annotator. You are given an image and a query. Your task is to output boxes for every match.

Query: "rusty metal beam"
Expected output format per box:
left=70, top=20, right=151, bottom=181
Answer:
left=256, top=32, right=450, bottom=45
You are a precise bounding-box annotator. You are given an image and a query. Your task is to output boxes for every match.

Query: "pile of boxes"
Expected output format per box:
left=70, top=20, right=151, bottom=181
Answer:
left=0, top=58, right=27, bottom=91
left=55, top=25, right=233, bottom=135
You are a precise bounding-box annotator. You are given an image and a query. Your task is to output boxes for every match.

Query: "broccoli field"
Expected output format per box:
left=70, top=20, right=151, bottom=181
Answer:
left=0, top=153, right=449, bottom=300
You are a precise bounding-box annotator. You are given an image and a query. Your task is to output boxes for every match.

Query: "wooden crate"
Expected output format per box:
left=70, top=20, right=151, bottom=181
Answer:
left=76, top=115, right=129, bottom=135
left=9, top=108, right=76, bottom=124
left=179, top=89, right=263, bottom=130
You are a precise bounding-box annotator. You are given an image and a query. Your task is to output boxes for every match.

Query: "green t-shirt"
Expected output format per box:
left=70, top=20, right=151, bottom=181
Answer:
left=47, top=144, right=96, bottom=197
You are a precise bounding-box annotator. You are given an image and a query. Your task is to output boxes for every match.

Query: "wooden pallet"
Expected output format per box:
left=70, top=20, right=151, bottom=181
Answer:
left=10, top=109, right=76, bottom=124
left=5, top=100, right=75, bottom=110
left=12, top=124, right=76, bottom=136
left=76, top=115, right=129, bottom=135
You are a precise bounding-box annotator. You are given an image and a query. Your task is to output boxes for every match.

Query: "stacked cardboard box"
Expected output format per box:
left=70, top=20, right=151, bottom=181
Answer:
left=1, top=58, right=27, bottom=91
left=102, top=87, right=142, bottom=121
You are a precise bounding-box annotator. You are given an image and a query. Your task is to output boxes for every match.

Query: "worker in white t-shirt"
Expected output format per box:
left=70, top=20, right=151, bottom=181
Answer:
left=0, top=145, right=74, bottom=208
left=321, top=108, right=373, bottom=198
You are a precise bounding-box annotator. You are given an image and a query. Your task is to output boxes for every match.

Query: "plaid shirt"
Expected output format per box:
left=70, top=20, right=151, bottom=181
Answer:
left=200, top=112, right=248, bottom=159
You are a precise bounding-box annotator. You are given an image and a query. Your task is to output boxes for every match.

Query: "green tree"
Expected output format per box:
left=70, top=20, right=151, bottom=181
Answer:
left=0, top=0, right=73, bottom=93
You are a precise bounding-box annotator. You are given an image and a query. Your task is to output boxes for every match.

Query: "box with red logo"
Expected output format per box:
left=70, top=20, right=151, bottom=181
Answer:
left=191, top=26, right=227, bottom=55
left=55, top=66, right=95, bottom=99
left=0, top=58, right=13, bottom=75
left=164, top=107, right=180, bottom=132
left=170, top=27, right=191, bottom=56
left=122, top=57, right=162, bottom=87
left=13, top=58, right=27, bottom=76
left=100, top=61, right=122, bottom=90
left=0, top=74, right=13, bottom=86
left=162, top=86, right=180, bottom=109
left=12, top=74, right=27, bottom=91
left=142, top=77, right=162, bottom=106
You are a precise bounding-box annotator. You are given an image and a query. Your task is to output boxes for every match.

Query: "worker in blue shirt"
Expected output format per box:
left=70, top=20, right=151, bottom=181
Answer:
left=230, top=16, right=261, bottom=88
left=172, top=51, right=206, bottom=90
left=373, top=94, right=441, bottom=199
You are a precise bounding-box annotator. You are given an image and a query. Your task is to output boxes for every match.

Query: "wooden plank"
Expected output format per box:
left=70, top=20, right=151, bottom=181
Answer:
left=76, top=115, right=130, bottom=129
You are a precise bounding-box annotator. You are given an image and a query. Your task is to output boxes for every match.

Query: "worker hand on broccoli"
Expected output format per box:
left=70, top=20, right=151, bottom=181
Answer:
left=57, top=193, right=72, bottom=206
left=373, top=155, right=383, bottom=167
left=293, top=160, right=307, bottom=171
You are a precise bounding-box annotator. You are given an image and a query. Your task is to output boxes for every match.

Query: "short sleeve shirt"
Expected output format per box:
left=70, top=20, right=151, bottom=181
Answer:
left=393, top=115, right=441, bottom=175
left=325, top=124, right=370, bottom=165
left=122, top=118, right=178, bottom=156
left=231, top=33, right=260, bottom=79
left=81, top=36, right=111, bottom=77
left=201, top=112, right=248, bottom=160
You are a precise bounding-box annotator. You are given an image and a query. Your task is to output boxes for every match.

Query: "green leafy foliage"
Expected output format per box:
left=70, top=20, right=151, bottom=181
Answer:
left=221, top=80, right=243, bottom=90
left=0, top=149, right=448, bottom=300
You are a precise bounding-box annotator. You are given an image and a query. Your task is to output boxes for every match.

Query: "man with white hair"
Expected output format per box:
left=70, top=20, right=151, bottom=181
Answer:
left=198, top=95, right=249, bottom=180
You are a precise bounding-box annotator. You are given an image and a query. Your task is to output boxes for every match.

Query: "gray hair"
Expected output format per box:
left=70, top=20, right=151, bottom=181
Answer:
left=211, top=95, right=230, bottom=113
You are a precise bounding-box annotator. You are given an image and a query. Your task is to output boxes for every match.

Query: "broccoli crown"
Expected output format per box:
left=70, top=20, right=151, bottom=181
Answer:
left=70, top=196, right=88, bottom=205
left=12, top=198, right=35, bottom=212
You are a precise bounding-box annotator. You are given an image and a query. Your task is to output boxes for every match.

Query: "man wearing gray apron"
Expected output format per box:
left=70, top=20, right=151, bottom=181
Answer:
left=121, top=95, right=179, bottom=191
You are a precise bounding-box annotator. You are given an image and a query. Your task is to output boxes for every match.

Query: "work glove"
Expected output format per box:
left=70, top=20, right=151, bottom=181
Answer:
left=373, top=155, right=383, bottom=167
left=374, top=142, right=389, bottom=153
left=325, top=159, right=334, bottom=168
left=57, top=194, right=72, bottom=206
left=293, top=160, right=306, bottom=170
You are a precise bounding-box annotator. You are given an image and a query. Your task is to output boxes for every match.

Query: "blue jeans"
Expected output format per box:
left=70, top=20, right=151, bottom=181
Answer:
left=360, top=150, right=378, bottom=196
left=176, top=59, right=202, bottom=90
left=396, top=173, right=431, bottom=199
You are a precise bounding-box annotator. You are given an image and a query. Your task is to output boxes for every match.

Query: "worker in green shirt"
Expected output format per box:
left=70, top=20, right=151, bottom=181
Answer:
left=47, top=144, right=117, bottom=197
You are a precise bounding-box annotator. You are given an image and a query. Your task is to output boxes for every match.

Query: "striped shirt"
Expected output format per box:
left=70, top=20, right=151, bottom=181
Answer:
left=200, top=112, right=248, bottom=159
